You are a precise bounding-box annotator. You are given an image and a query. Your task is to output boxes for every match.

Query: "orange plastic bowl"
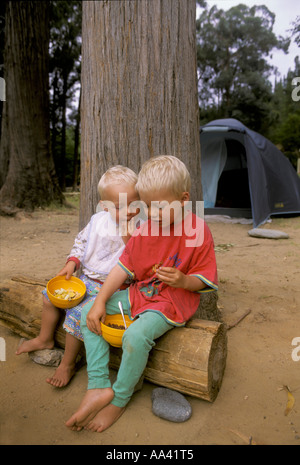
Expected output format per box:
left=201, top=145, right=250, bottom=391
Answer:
left=101, top=314, right=133, bottom=348
left=46, top=276, right=86, bottom=309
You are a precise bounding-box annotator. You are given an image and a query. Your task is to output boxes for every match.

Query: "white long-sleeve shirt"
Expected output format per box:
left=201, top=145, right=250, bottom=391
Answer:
left=67, top=211, right=127, bottom=282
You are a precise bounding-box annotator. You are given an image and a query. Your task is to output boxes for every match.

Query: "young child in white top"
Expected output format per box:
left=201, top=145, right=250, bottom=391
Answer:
left=16, top=166, right=140, bottom=388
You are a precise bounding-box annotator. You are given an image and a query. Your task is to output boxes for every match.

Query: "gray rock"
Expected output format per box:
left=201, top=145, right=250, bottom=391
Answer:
left=248, top=228, right=289, bottom=239
left=29, top=348, right=64, bottom=367
left=151, top=387, right=192, bottom=422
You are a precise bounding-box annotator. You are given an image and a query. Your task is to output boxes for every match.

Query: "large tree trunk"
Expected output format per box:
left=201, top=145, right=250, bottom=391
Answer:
left=0, top=1, right=63, bottom=213
left=80, top=0, right=201, bottom=228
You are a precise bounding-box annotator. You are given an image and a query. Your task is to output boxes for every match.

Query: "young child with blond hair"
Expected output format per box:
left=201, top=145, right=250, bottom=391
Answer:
left=66, top=155, right=218, bottom=432
left=16, top=166, right=140, bottom=387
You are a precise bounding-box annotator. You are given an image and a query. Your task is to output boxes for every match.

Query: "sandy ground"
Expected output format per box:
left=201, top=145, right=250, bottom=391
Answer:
left=0, top=199, right=299, bottom=445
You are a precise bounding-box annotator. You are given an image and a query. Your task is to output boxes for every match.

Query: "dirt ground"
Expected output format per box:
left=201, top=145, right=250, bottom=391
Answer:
left=0, top=198, right=299, bottom=445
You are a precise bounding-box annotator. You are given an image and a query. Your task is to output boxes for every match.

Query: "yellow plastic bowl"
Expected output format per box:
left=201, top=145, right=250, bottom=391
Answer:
left=101, top=314, right=133, bottom=348
left=46, top=276, right=86, bottom=309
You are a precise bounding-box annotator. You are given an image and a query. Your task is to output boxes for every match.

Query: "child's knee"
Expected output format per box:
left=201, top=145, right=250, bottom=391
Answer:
left=43, top=294, right=56, bottom=309
left=122, top=326, right=154, bottom=353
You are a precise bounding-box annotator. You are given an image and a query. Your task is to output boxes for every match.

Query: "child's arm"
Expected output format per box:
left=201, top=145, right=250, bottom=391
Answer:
left=56, top=261, right=77, bottom=280
left=64, top=222, right=91, bottom=274
left=86, top=264, right=129, bottom=335
left=156, top=267, right=206, bottom=292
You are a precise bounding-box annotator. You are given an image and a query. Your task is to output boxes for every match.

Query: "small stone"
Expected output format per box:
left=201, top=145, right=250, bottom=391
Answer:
left=151, top=387, right=192, bottom=423
left=28, top=348, right=64, bottom=367
left=248, top=228, right=289, bottom=239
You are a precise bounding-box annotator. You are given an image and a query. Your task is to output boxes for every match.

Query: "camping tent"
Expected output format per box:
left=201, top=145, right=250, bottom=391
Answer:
left=200, top=118, right=300, bottom=227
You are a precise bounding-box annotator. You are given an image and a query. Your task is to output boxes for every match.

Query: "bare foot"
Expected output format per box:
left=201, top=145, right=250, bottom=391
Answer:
left=46, top=362, right=76, bottom=388
left=85, top=403, right=125, bottom=433
left=65, top=387, right=114, bottom=431
left=16, top=337, right=54, bottom=355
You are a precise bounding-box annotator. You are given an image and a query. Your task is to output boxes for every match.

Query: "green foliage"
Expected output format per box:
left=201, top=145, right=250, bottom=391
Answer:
left=196, top=3, right=289, bottom=127
left=49, top=0, right=82, bottom=189
left=290, top=16, right=300, bottom=47
left=197, top=2, right=299, bottom=167
left=269, top=57, right=300, bottom=168
left=52, top=126, right=81, bottom=187
left=276, top=114, right=300, bottom=168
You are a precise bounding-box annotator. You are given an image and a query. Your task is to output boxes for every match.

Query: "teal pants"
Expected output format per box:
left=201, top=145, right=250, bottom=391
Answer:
left=80, top=289, right=173, bottom=408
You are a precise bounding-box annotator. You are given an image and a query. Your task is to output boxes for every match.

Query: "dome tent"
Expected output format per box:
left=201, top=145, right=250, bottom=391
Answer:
left=200, top=118, right=300, bottom=228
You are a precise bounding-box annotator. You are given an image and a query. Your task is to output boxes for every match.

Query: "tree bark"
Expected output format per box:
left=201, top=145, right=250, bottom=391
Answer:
left=0, top=1, right=64, bottom=213
left=80, top=0, right=201, bottom=228
left=0, top=276, right=227, bottom=402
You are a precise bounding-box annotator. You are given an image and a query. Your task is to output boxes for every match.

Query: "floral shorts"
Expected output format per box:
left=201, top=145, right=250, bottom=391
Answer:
left=42, top=274, right=102, bottom=341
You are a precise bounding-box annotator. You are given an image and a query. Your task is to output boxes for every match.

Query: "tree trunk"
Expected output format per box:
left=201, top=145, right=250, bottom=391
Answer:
left=0, top=276, right=227, bottom=402
left=0, top=1, right=64, bottom=213
left=80, top=0, right=201, bottom=228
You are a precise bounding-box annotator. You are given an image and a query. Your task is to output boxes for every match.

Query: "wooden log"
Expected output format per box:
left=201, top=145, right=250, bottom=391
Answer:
left=0, top=276, right=67, bottom=348
left=0, top=276, right=227, bottom=402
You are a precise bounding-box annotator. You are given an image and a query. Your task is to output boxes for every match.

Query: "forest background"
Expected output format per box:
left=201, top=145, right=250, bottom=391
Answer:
left=0, top=0, right=299, bottom=204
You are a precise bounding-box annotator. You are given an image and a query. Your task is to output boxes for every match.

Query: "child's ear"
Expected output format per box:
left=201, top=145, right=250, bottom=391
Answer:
left=181, top=192, right=190, bottom=205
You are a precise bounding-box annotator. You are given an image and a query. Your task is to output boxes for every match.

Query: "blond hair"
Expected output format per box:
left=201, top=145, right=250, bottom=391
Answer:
left=98, top=165, right=138, bottom=199
left=136, top=155, right=191, bottom=197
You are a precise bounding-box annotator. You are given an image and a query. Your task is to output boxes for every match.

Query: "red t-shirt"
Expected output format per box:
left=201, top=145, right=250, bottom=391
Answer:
left=118, top=212, right=218, bottom=326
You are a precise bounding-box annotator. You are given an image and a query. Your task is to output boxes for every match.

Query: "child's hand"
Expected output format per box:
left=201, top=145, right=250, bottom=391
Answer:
left=156, top=267, right=187, bottom=289
left=86, top=302, right=106, bottom=335
left=156, top=267, right=206, bottom=292
left=56, top=261, right=76, bottom=280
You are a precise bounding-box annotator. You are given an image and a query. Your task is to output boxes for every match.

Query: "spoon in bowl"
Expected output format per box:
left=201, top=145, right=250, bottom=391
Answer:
left=118, top=301, right=128, bottom=329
